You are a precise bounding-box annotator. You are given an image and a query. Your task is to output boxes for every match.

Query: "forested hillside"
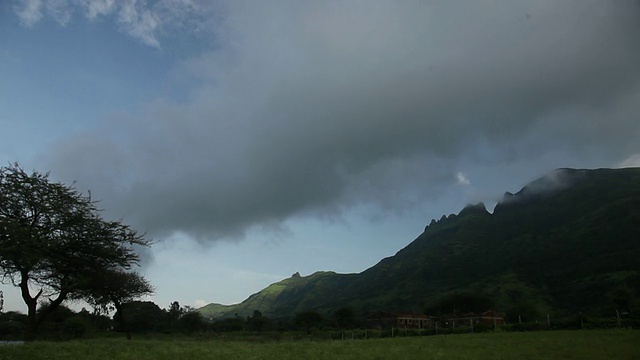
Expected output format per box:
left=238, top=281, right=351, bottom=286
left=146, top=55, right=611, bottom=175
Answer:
left=199, top=168, right=640, bottom=321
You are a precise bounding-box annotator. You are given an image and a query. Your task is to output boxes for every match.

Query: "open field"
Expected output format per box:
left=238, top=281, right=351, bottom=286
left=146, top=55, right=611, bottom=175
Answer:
left=0, top=330, right=637, bottom=360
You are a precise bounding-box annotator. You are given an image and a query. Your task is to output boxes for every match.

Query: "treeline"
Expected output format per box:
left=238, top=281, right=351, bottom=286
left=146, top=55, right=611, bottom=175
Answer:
left=211, top=307, right=361, bottom=334
left=2, top=302, right=638, bottom=342
left=0, top=303, right=361, bottom=340
left=0, top=301, right=209, bottom=340
left=1, top=307, right=109, bottom=341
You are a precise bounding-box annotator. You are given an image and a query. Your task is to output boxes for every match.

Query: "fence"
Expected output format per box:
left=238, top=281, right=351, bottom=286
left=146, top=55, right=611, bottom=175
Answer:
left=309, top=313, right=640, bottom=341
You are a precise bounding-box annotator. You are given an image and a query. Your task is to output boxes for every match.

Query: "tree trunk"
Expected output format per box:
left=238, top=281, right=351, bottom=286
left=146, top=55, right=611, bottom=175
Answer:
left=35, top=290, right=69, bottom=328
left=24, top=303, right=38, bottom=341
left=113, top=301, right=131, bottom=340
left=19, top=271, right=69, bottom=341
left=19, top=271, right=40, bottom=342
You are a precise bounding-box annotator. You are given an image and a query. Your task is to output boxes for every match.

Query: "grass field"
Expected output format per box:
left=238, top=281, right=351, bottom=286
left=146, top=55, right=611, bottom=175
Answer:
left=0, top=330, right=637, bottom=360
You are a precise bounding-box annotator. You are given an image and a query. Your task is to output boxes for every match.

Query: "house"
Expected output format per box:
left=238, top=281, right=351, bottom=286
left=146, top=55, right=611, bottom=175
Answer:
left=366, top=311, right=432, bottom=329
left=439, top=310, right=504, bottom=328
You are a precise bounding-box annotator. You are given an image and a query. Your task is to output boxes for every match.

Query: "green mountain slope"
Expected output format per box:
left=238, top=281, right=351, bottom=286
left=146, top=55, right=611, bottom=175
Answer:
left=199, top=168, right=640, bottom=320
left=199, top=271, right=356, bottom=319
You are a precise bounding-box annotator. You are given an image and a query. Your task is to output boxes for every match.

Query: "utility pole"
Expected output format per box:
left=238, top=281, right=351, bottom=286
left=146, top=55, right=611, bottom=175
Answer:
left=0, top=290, right=3, bottom=313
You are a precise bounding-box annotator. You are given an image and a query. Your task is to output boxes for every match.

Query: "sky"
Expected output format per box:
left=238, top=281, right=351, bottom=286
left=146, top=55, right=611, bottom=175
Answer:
left=1, top=0, right=640, bottom=313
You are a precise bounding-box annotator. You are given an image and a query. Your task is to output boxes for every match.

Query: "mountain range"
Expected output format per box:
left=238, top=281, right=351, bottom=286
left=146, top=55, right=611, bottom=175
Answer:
left=198, top=168, right=640, bottom=321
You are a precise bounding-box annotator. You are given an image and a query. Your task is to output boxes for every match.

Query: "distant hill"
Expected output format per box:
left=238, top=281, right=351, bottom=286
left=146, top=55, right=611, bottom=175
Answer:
left=198, top=168, right=640, bottom=321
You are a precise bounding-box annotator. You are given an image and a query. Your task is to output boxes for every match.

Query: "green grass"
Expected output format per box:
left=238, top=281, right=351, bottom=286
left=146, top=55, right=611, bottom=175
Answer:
left=0, top=330, right=637, bottom=360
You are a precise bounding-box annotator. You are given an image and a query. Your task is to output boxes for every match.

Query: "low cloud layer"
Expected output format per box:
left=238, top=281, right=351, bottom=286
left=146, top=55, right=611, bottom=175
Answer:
left=619, top=154, right=640, bottom=168
left=30, top=1, right=640, bottom=241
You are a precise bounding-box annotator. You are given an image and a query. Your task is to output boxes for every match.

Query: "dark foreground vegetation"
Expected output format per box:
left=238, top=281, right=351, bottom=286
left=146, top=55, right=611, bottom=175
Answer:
left=0, top=330, right=638, bottom=360
left=1, top=298, right=638, bottom=343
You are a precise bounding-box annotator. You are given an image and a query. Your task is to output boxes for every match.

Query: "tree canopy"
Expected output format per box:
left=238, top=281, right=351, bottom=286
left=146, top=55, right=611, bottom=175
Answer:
left=0, top=163, right=152, bottom=340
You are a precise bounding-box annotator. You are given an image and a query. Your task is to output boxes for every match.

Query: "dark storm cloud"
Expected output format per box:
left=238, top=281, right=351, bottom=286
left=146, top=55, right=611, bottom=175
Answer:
left=43, top=1, right=640, bottom=240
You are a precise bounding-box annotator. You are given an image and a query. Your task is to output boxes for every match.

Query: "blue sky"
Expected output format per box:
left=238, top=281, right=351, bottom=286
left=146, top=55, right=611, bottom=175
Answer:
left=1, top=0, right=640, bottom=313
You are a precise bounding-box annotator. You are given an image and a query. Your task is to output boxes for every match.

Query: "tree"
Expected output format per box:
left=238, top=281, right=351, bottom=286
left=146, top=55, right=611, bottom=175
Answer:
left=178, top=311, right=205, bottom=335
left=245, top=310, right=270, bottom=332
left=113, top=301, right=166, bottom=334
left=75, top=269, right=153, bottom=339
left=607, top=284, right=636, bottom=314
left=426, top=292, right=496, bottom=315
left=168, top=301, right=183, bottom=321
left=506, top=301, right=541, bottom=323
left=333, top=306, right=356, bottom=329
left=166, top=301, right=203, bottom=334
left=0, top=164, right=151, bottom=340
left=294, top=310, right=323, bottom=334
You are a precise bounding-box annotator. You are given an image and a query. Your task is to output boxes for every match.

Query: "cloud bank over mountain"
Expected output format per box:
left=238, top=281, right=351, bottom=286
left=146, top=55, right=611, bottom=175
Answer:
left=22, top=1, right=640, bottom=242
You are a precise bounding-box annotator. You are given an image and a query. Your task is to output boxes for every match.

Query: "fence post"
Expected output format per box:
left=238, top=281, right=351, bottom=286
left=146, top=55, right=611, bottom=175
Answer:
left=547, top=314, right=551, bottom=329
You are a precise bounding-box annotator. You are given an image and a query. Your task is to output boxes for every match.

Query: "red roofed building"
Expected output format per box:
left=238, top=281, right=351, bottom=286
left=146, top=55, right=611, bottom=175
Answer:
left=367, top=311, right=433, bottom=329
left=440, top=310, right=505, bottom=328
